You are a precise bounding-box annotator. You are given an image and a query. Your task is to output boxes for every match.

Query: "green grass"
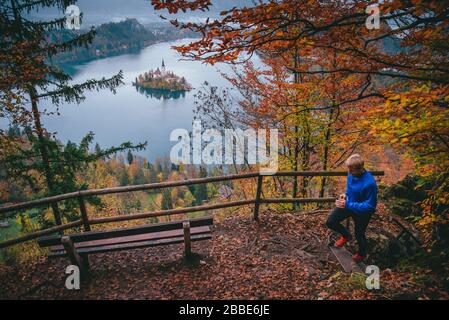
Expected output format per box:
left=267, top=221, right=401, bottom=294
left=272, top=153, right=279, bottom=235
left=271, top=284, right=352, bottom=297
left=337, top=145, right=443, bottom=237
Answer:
left=187, top=211, right=209, bottom=218
left=140, top=192, right=159, bottom=209
left=0, top=218, right=22, bottom=263
left=0, top=218, right=21, bottom=242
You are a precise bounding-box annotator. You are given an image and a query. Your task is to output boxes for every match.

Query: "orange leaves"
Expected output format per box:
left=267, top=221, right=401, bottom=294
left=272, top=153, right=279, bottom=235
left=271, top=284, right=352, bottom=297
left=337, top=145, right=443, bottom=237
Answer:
left=155, top=0, right=448, bottom=190
left=209, top=28, right=221, bottom=37
left=151, top=0, right=212, bottom=13
left=222, top=51, right=240, bottom=62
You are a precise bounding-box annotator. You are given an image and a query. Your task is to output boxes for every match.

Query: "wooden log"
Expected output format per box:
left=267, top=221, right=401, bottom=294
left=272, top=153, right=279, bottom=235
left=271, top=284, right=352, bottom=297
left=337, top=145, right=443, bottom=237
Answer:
left=51, top=202, right=62, bottom=227
left=0, top=170, right=385, bottom=249
left=88, top=199, right=255, bottom=225
left=61, top=236, right=88, bottom=277
left=0, top=171, right=384, bottom=215
left=0, top=220, right=82, bottom=249
left=49, top=234, right=212, bottom=257
left=260, top=197, right=335, bottom=204
left=81, top=254, right=90, bottom=272
left=273, top=170, right=385, bottom=177
left=1, top=198, right=332, bottom=249
left=329, top=245, right=366, bottom=273
left=48, top=226, right=211, bottom=252
left=79, top=172, right=259, bottom=197
left=78, top=197, right=91, bottom=232
left=0, top=191, right=82, bottom=215
left=183, top=221, right=192, bottom=258
left=0, top=174, right=258, bottom=215
left=253, top=175, right=263, bottom=221
left=39, top=216, right=213, bottom=246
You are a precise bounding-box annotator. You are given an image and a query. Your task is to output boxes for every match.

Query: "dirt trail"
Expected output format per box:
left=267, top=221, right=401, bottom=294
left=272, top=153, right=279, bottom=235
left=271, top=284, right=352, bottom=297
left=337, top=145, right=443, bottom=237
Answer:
left=1, top=208, right=447, bottom=300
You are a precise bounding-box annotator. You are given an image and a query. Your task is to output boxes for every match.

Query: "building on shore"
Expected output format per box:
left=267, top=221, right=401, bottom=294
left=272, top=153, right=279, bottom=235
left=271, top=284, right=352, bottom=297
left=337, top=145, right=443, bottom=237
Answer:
left=133, top=59, right=192, bottom=92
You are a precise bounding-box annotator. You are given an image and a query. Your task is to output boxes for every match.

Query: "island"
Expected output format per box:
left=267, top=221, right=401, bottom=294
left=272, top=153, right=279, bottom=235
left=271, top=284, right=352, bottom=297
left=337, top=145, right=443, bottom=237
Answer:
left=133, top=60, right=193, bottom=92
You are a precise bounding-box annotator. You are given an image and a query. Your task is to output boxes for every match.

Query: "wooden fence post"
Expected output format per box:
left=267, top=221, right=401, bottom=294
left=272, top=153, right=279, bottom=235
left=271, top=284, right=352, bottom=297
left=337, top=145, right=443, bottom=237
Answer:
left=78, top=197, right=91, bottom=232
left=51, top=202, right=63, bottom=235
left=253, top=175, right=263, bottom=221
left=61, top=236, right=89, bottom=278
left=183, top=221, right=192, bottom=258
left=0, top=171, right=385, bottom=249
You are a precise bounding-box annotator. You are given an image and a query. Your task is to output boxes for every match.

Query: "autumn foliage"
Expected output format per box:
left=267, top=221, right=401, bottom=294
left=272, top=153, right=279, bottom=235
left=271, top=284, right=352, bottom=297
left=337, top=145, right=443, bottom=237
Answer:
left=152, top=0, right=449, bottom=247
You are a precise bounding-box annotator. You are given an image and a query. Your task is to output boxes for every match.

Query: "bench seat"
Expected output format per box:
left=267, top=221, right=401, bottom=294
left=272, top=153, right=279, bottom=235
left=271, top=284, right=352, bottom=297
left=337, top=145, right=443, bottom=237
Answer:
left=48, top=227, right=211, bottom=257
left=37, top=216, right=213, bottom=275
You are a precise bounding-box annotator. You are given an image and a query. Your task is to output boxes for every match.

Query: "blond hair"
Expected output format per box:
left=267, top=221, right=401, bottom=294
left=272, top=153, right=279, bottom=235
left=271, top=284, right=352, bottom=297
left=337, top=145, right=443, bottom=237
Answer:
left=345, top=154, right=364, bottom=169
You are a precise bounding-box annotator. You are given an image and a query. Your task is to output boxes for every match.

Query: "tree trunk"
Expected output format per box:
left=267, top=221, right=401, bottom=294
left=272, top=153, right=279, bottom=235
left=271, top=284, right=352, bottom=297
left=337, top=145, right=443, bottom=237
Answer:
left=29, top=88, right=62, bottom=226
left=319, top=51, right=338, bottom=199
left=292, top=47, right=301, bottom=208
left=319, top=107, right=334, bottom=198
left=11, top=0, right=62, bottom=226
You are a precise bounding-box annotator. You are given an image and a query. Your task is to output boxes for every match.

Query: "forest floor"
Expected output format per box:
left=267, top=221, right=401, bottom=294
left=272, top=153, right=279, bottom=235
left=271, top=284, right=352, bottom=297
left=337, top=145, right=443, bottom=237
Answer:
left=1, top=205, right=448, bottom=300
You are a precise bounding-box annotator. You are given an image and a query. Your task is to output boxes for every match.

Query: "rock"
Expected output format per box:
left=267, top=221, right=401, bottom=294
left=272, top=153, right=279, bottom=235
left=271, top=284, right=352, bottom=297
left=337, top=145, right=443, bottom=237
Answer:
left=368, top=231, right=418, bottom=268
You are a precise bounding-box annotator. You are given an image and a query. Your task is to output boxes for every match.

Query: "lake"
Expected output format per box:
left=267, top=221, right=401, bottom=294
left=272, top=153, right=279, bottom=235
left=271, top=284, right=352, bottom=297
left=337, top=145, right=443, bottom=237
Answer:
left=40, top=38, right=261, bottom=162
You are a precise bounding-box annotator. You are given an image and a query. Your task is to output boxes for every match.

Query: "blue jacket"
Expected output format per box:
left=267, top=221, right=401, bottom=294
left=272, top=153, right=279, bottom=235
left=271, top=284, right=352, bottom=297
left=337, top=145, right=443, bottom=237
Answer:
left=345, top=170, right=378, bottom=214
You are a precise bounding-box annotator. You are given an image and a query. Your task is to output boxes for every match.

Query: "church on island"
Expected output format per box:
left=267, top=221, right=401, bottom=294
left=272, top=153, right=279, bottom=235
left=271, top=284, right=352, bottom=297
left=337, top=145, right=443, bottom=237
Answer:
left=133, top=59, right=193, bottom=92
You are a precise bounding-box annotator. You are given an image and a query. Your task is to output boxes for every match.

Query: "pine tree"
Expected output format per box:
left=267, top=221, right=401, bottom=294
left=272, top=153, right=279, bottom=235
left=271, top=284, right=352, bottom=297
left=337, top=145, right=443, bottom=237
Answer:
left=94, top=143, right=102, bottom=155
left=119, top=168, right=130, bottom=186
left=132, top=167, right=146, bottom=185
left=0, top=0, right=146, bottom=225
left=193, top=166, right=208, bottom=205
left=127, top=150, right=134, bottom=165
left=161, top=188, right=173, bottom=210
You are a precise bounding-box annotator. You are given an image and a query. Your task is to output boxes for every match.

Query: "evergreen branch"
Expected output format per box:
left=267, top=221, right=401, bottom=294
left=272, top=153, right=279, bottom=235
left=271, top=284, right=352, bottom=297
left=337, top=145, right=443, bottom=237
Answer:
left=41, top=27, right=96, bottom=57
left=36, top=71, right=124, bottom=105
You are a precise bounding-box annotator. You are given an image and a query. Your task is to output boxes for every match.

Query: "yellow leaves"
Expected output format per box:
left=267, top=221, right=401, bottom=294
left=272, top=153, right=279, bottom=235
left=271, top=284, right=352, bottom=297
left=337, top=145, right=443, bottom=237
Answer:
left=387, top=94, right=402, bottom=101
left=437, top=196, right=448, bottom=206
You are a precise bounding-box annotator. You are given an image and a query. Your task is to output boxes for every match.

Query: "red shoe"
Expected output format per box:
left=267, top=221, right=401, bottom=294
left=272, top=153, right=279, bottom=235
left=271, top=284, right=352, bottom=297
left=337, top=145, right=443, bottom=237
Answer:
left=334, top=236, right=349, bottom=247
left=352, top=253, right=365, bottom=263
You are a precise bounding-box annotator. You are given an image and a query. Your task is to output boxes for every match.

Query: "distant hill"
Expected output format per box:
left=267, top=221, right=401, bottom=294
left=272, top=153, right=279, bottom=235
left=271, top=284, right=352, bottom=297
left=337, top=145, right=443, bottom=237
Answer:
left=48, top=18, right=197, bottom=65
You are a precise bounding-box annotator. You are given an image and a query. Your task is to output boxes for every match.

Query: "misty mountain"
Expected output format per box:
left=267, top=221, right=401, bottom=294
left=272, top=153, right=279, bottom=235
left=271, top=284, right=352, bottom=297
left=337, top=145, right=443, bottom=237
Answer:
left=48, top=18, right=197, bottom=65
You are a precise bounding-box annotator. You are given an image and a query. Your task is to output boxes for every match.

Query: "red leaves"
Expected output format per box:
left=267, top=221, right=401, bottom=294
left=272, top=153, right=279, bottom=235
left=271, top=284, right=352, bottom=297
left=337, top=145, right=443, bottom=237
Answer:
left=151, top=0, right=212, bottom=14
left=1, top=209, right=448, bottom=299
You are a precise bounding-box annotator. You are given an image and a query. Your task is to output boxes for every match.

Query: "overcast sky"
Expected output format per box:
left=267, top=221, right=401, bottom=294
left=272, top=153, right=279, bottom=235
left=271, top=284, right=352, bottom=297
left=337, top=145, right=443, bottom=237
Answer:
left=29, top=0, right=254, bottom=26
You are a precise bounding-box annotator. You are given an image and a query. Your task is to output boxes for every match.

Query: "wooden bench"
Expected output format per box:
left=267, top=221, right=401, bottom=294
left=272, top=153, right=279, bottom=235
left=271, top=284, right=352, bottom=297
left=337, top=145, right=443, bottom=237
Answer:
left=38, top=216, right=213, bottom=276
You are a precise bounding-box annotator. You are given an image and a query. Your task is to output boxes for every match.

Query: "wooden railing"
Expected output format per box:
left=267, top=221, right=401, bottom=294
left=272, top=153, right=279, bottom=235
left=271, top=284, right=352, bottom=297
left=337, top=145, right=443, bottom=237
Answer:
left=0, top=170, right=384, bottom=249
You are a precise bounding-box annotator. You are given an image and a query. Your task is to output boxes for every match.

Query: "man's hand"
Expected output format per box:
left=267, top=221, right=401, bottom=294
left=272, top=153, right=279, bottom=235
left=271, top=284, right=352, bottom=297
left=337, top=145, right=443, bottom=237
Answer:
left=335, top=198, right=346, bottom=208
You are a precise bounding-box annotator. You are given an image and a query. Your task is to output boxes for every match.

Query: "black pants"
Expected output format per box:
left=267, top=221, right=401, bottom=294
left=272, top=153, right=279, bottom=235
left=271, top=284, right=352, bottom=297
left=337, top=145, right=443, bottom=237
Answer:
left=326, top=207, right=372, bottom=256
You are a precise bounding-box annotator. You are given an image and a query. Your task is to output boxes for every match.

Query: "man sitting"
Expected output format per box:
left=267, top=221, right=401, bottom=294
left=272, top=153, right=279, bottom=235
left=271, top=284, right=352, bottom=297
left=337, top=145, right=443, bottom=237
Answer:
left=326, top=154, right=378, bottom=262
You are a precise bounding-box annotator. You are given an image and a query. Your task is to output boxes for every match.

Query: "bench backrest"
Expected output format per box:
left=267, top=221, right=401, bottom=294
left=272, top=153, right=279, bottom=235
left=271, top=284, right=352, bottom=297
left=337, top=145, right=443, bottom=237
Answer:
left=38, top=215, right=213, bottom=247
